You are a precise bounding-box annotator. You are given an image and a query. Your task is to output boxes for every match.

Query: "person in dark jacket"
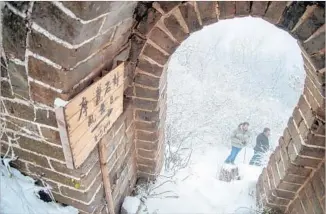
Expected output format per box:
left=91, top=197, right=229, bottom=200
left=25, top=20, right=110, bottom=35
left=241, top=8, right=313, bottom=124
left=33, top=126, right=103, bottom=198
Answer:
left=249, top=128, right=271, bottom=166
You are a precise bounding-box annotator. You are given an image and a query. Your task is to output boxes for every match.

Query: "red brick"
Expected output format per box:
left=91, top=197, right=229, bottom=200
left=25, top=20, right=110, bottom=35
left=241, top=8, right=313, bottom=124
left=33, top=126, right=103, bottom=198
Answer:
left=136, top=8, right=162, bottom=37
left=135, top=109, right=160, bottom=122
left=197, top=1, right=218, bottom=26
left=218, top=1, right=236, bottom=19
left=251, top=1, right=269, bottom=17
left=149, top=27, right=178, bottom=55
left=17, top=135, right=65, bottom=161
left=142, top=44, right=169, bottom=66
left=235, top=1, right=250, bottom=17
left=164, top=14, right=189, bottom=43
left=4, top=99, right=35, bottom=121
left=179, top=3, right=202, bottom=33
left=137, top=58, right=164, bottom=77
left=263, top=1, right=288, bottom=24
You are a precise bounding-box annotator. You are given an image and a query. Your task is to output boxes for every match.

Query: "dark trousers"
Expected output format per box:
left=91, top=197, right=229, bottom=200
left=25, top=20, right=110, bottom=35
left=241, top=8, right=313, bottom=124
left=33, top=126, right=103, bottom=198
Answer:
left=225, top=146, right=241, bottom=164
left=249, top=151, right=264, bottom=166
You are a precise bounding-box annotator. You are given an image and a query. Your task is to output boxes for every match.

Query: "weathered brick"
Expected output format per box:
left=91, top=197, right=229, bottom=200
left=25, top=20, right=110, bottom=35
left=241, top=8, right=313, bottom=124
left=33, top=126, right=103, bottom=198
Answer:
left=164, top=14, right=189, bottom=43
left=1, top=57, right=8, bottom=78
left=135, top=120, right=160, bottom=132
left=134, top=72, right=160, bottom=88
left=100, top=2, right=136, bottom=33
left=134, top=86, right=160, bottom=100
left=31, top=2, right=103, bottom=45
left=60, top=174, right=102, bottom=203
left=136, top=129, right=161, bottom=142
left=310, top=50, right=325, bottom=70
left=292, top=106, right=303, bottom=125
left=4, top=99, right=35, bottom=121
left=29, top=27, right=114, bottom=69
left=133, top=98, right=159, bottom=111
left=278, top=2, right=308, bottom=32
left=136, top=8, right=162, bottom=37
left=8, top=61, right=29, bottom=99
left=2, top=6, right=27, bottom=60
left=7, top=2, right=30, bottom=12
left=283, top=174, right=307, bottom=185
left=304, top=28, right=325, bottom=57
left=251, top=1, right=269, bottom=17
left=311, top=171, right=325, bottom=200
left=137, top=58, right=164, bottom=77
left=52, top=186, right=105, bottom=213
left=278, top=181, right=302, bottom=193
left=18, top=135, right=65, bottom=161
left=264, top=2, right=288, bottom=24
left=1, top=80, right=14, bottom=98
left=293, top=5, right=325, bottom=41
left=299, top=189, right=314, bottom=214
left=40, top=127, right=61, bottom=145
left=157, top=1, right=180, bottom=13
left=179, top=3, right=202, bottom=33
left=129, top=34, right=146, bottom=63
left=7, top=159, right=29, bottom=174
left=142, top=43, right=169, bottom=66
left=275, top=189, right=296, bottom=200
left=318, top=162, right=325, bottom=184
left=5, top=116, right=39, bottom=137
left=61, top=1, right=118, bottom=20
left=218, top=1, right=236, bottom=19
left=28, top=163, right=76, bottom=187
left=35, top=108, right=58, bottom=128
left=305, top=182, right=324, bottom=214
left=235, top=1, right=250, bottom=17
left=149, top=27, right=178, bottom=55
left=31, top=82, right=63, bottom=108
left=197, top=1, right=217, bottom=26
left=135, top=109, right=160, bottom=122
left=136, top=140, right=159, bottom=151
left=1, top=142, right=50, bottom=169
left=138, top=148, right=156, bottom=159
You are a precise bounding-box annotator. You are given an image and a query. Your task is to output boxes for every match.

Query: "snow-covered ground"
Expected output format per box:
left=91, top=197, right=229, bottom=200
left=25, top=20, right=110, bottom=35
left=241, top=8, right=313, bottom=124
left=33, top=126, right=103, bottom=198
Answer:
left=0, top=158, right=78, bottom=214
left=135, top=17, right=305, bottom=214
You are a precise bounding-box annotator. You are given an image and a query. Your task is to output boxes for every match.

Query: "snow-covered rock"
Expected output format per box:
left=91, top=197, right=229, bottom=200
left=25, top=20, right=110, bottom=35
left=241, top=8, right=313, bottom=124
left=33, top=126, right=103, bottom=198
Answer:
left=121, top=196, right=141, bottom=214
left=219, top=164, right=240, bottom=182
left=0, top=158, right=78, bottom=214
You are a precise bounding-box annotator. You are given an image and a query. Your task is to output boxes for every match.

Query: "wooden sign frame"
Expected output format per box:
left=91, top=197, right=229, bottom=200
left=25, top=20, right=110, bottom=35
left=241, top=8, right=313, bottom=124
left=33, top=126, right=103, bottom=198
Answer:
left=55, top=63, right=125, bottom=169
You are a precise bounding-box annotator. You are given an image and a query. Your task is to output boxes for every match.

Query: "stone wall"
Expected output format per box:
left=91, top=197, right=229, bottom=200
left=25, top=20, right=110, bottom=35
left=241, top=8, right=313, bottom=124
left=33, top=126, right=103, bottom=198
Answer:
left=1, top=2, right=138, bottom=214
left=1, top=1, right=325, bottom=213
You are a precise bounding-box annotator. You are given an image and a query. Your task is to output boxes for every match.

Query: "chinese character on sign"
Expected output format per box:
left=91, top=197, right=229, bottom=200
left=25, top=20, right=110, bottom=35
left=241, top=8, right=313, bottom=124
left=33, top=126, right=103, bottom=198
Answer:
left=95, top=85, right=102, bottom=105
left=104, top=80, right=111, bottom=95
left=100, top=103, right=106, bottom=115
left=113, top=74, right=119, bottom=86
left=88, top=115, right=95, bottom=127
left=78, top=97, right=88, bottom=120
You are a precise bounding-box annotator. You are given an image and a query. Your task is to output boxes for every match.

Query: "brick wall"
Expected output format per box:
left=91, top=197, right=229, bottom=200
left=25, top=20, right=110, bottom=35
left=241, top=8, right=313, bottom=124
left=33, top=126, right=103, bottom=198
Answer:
left=1, top=1, right=325, bottom=213
left=127, top=1, right=325, bottom=213
left=1, top=2, right=137, bottom=213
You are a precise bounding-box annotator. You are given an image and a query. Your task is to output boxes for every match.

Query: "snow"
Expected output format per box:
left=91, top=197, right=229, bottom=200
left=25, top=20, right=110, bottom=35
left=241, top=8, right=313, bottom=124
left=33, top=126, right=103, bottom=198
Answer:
left=136, top=17, right=304, bottom=213
left=122, top=196, right=141, bottom=214
left=0, top=158, right=78, bottom=214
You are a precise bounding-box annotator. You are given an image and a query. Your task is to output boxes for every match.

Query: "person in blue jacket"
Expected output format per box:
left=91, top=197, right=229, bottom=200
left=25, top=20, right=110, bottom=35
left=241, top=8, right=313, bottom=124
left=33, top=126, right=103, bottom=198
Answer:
left=249, top=128, right=271, bottom=166
left=225, top=122, right=251, bottom=165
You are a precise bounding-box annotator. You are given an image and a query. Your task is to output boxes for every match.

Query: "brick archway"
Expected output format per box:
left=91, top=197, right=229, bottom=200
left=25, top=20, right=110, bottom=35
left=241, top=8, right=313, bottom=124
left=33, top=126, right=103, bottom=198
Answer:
left=127, top=2, right=325, bottom=213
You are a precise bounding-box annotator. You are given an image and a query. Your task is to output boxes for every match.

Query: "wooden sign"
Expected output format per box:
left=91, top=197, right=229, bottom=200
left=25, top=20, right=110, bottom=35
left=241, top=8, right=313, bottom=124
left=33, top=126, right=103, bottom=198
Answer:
left=55, top=63, right=124, bottom=169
